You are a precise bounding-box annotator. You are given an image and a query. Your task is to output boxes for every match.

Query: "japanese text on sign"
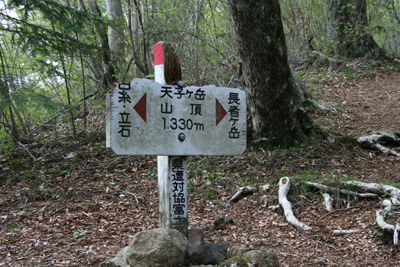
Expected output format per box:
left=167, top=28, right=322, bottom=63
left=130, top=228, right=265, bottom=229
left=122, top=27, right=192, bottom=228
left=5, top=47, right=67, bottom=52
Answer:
left=170, top=157, right=188, bottom=232
left=107, top=78, right=246, bottom=156
left=117, top=83, right=132, bottom=138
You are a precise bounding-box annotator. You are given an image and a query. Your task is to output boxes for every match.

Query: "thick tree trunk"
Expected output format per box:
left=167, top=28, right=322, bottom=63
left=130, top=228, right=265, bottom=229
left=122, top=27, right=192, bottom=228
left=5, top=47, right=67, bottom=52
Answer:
left=228, top=0, right=313, bottom=146
left=328, top=0, right=384, bottom=58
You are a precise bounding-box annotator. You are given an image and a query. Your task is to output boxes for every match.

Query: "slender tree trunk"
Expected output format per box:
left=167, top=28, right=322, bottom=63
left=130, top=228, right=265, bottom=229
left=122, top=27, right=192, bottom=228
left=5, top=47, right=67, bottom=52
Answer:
left=327, top=0, right=384, bottom=58
left=50, top=19, right=77, bottom=139
left=78, top=44, right=87, bottom=132
left=127, top=0, right=146, bottom=76
left=228, top=0, right=313, bottom=146
left=88, top=0, right=116, bottom=88
left=0, top=44, right=19, bottom=141
left=106, top=0, right=126, bottom=79
left=11, top=104, right=28, bottom=136
left=133, top=0, right=150, bottom=75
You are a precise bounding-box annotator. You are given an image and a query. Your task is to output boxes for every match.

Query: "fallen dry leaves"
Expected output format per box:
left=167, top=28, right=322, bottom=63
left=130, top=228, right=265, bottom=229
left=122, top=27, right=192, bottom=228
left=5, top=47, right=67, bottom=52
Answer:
left=1, top=64, right=400, bottom=266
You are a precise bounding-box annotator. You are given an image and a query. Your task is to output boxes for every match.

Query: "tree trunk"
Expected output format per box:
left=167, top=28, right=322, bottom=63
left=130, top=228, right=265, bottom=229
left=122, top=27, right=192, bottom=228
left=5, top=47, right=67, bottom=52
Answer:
left=87, top=0, right=116, bottom=89
left=127, top=0, right=146, bottom=76
left=0, top=45, right=19, bottom=141
left=228, top=0, right=313, bottom=146
left=327, top=0, right=384, bottom=58
left=106, top=0, right=126, bottom=78
left=133, top=0, right=150, bottom=76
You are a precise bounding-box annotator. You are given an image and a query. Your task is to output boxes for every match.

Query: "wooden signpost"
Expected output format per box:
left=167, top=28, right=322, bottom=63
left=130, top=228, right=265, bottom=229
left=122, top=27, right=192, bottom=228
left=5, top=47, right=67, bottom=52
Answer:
left=106, top=41, right=246, bottom=237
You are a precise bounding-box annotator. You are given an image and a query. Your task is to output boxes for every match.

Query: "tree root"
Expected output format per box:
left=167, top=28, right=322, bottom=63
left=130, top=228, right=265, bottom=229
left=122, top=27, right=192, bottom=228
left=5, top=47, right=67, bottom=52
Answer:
left=278, top=177, right=311, bottom=231
left=375, top=199, right=400, bottom=245
left=305, top=181, right=379, bottom=199
left=357, top=132, right=400, bottom=157
left=322, top=193, right=333, bottom=211
left=376, top=199, right=395, bottom=232
left=344, top=181, right=400, bottom=205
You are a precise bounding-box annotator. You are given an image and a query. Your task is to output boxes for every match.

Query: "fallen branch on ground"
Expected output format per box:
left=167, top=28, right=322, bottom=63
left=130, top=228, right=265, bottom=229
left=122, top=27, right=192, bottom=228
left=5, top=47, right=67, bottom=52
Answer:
left=278, top=177, right=311, bottom=231
left=332, top=229, right=362, bottom=236
left=316, top=206, right=360, bottom=224
left=122, top=190, right=140, bottom=203
left=17, top=141, right=37, bottom=161
left=229, top=186, right=258, bottom=202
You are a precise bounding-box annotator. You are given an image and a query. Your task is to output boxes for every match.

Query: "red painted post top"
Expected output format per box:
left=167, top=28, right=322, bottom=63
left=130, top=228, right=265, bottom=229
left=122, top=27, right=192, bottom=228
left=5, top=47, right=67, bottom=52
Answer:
left=154, top=43, right=164, bottom=66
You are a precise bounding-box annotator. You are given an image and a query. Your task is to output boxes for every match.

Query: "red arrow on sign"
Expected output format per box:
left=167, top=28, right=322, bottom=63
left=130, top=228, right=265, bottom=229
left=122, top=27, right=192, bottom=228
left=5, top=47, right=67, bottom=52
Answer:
left=216, top=98, right=227, bottom=126
left=134, top=93, right=147, bottom=122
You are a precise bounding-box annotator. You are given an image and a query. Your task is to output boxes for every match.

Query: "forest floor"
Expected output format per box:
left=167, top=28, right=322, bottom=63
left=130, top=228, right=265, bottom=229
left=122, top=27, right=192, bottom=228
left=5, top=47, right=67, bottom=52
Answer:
left=1, top=61, right=400, bottom=266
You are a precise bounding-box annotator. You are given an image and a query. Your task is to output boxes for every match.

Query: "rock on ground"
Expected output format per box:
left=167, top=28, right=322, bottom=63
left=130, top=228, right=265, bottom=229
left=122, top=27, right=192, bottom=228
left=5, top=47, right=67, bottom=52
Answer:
left=203, top=242, right=230, bottom=265
left=188, top=228, right=205, bottom=264
left=227, top=246, right=279, bottom=267
left=100, top=228, right=188, bottom=267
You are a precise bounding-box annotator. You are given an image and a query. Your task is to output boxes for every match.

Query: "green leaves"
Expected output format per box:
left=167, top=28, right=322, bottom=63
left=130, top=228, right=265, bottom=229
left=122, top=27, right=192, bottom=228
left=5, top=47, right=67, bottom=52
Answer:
left=4, top=0, right=101, bottom=56
left=73, top=231, right=86, bottom=238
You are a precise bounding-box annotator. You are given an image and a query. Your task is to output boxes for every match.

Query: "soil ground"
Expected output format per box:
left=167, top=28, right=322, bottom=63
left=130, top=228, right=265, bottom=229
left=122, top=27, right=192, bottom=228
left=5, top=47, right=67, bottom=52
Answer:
left=1, top=62, right=400, bottom=266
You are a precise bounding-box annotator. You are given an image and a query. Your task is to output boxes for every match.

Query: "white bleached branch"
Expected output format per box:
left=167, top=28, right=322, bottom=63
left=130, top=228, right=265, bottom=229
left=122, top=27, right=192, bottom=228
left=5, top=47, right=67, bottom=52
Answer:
left=278, top=177, right=311, bottom=231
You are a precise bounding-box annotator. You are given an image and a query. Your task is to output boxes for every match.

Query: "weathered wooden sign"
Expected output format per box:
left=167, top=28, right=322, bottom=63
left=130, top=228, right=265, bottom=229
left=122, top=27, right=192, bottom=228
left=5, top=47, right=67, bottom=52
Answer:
left=106, top=79, right=246, bottom=156
left=106, top=41, right=247, bottom=237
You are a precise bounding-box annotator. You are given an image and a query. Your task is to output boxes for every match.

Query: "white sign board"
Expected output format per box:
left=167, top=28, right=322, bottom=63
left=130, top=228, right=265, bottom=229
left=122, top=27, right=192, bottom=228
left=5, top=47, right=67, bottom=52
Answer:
left=106, top=78, right=246, bottom=155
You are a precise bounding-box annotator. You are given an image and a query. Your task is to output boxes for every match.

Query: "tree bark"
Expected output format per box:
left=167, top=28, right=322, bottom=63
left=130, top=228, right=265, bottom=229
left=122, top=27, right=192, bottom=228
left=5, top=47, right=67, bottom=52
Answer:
left=327, top=0, right=384, bottom=58
left=106, top=0, right=126, bottom=77
left=0, top=44, right=19, bottom=141
left=228, top=0, right=313, bottom=146
left=87, top=0, right=115, bottom=89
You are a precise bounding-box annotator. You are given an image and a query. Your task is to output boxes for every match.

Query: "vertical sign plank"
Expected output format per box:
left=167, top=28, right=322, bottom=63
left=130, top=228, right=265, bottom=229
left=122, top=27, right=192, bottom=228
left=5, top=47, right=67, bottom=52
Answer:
left=154, top=42, right=188, bottom=236
left=154, top=42, right=171, bottom=229
left=169, top=156, right=188, bottom=237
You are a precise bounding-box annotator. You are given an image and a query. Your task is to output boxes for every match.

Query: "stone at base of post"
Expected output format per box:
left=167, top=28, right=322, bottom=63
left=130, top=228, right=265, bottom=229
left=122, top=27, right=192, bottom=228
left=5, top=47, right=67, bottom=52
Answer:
left=188, top=228, right=205, bottom=264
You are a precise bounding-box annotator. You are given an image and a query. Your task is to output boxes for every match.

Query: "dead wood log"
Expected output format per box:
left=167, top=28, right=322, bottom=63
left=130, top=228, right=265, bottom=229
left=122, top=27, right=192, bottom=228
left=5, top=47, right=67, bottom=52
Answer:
left=357, top=132, right=400, bottom=157
left=229, top=186, right=258, bottom=202
left=344, top=181, right=400, bottom=205
left=305, top=181, right=379, bottom=199
left=332, top=229, right=362, bottom=236
left=278, top=177, right=311, bottom=231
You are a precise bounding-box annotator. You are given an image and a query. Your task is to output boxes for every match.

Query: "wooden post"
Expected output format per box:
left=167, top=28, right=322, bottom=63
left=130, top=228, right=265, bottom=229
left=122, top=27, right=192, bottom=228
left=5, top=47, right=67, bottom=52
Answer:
left=154, top=42, right=188, bottom=237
